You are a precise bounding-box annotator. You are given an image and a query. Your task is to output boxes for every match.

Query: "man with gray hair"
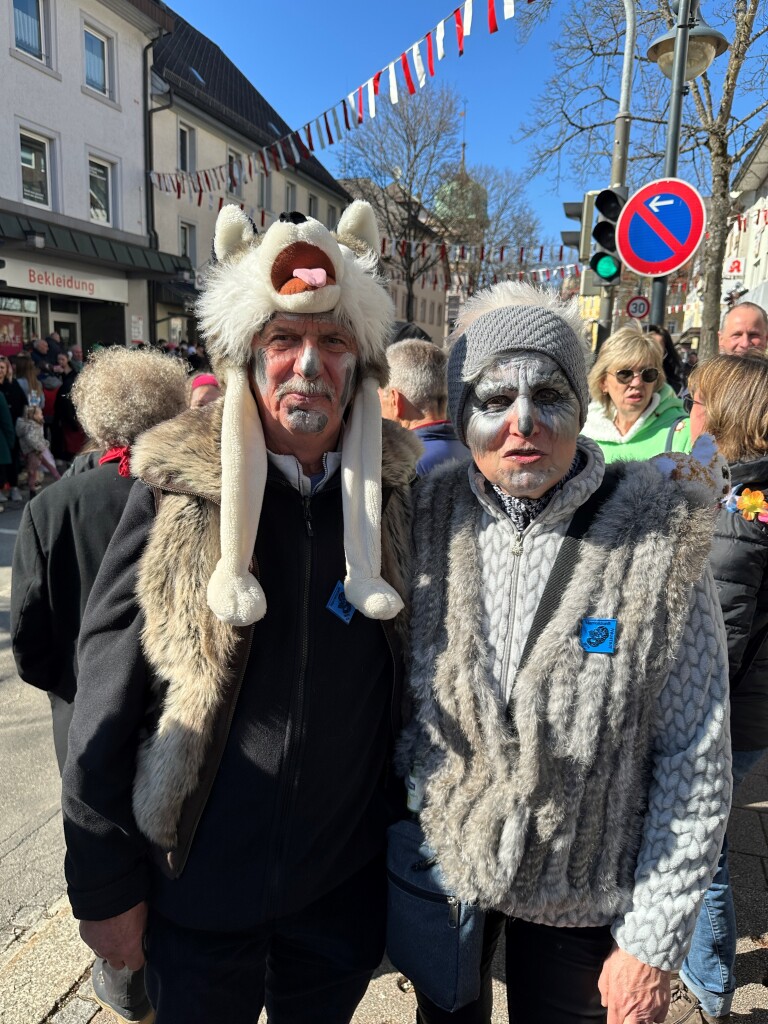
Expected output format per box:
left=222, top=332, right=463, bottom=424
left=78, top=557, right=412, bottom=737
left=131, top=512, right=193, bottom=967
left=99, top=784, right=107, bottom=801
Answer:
left=398, top=281, right=732, bottom=1023
left=718, top=301, right=767, bottom=356
left=379, top=339, right=467, bottom=475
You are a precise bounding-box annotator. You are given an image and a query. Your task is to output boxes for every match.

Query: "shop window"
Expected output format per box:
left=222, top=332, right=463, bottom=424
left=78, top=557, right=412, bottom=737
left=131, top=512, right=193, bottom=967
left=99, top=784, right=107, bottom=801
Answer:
left=180, top=222, right=197, bottom=265
left=284, top=182, right=296, bottom=212
left=83, top=26, right=113, bottom=98
left=179, top=123, right=195, bottom=173
left=228, top=150, right=243, bottom=197
left=14, top=0, right=47, bottom=62
left=89, top=157, right=112, bottom=224
left=20, top=130, right=51, bottom=209
left=327, top=204, right=337, bottom=230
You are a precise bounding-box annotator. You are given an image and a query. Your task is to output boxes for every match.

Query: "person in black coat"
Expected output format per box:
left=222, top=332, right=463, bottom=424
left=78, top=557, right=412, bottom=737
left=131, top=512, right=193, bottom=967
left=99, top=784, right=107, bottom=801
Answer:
left=671, top=354, right=768, bottom=1023
left=0, top=355, right=26, bottom=499
left=11, top=345, right=188, bottom=1024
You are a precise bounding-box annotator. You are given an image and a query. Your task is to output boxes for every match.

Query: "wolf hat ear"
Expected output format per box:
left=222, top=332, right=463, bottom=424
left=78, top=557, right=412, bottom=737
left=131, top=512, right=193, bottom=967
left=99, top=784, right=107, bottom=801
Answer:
left=200, top=202, right=402, bottom=627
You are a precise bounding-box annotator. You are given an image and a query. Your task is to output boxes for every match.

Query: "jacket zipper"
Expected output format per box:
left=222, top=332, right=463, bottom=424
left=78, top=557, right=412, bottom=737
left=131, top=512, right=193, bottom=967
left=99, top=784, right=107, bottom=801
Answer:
left=269, top=492, right=313, bottom=910
left=172, top=622, right=255, bottom=876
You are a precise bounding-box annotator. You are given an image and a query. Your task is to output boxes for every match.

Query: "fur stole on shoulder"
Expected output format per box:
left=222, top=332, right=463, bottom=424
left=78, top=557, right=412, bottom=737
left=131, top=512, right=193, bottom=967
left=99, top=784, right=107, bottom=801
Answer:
left=128, top=401, right=420, bottom=849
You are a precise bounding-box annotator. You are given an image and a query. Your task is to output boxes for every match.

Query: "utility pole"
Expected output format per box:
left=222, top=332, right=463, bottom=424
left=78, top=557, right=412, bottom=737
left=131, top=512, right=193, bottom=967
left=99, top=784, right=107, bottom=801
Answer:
left=649, top=0, right=692, bottom=327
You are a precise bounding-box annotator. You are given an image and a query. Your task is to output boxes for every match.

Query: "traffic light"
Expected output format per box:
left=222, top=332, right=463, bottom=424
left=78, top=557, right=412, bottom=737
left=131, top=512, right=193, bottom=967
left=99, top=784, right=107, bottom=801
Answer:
left=589, top=187, right=627, bottom=284
left=562, top=192, right=599, bottom=263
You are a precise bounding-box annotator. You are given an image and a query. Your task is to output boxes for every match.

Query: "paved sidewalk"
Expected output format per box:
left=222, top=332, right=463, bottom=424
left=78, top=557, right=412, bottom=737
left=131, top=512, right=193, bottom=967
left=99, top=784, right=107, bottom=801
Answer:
left=2, top=760, right=768, bottom=1024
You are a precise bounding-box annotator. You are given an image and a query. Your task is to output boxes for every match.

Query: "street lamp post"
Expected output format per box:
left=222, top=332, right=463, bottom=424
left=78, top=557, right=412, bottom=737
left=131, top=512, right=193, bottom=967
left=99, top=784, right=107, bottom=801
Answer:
left=647, top=0, right=728, bottom=328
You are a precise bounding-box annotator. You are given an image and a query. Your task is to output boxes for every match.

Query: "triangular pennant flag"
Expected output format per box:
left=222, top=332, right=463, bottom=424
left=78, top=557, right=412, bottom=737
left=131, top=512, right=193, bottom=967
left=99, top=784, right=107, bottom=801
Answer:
left=259, top=150, right=269, bottom=177
left=436, top=20, right=446, bottom=59
left=373, top=71, right=382, bottom=95
left=454, top=8, right=465, bottom=55
left=389, top=61, right=399, bottom=104
left=503, top=0, right=514, bottom=18
left=401, top=51, right=417, bottom=94
left=367, top=78, right=376, bottom=119
left=412, top=43, right=426, bottom=88
left=464, top=0, right=473, bottom=35
left=315, top=117, right=326, bottom=150
left=324, top=111, right=333, bottom=145
left=288, top=135, right=301, bottom=164
left=332, top=105, right=343, bottom=139
left=305, top=123, right=314, bottom=152
left=426, top=32, right=435, bottom=75
left=488, top=0, right=499, bottom=32
left=357, top=85, right=364, bottom=124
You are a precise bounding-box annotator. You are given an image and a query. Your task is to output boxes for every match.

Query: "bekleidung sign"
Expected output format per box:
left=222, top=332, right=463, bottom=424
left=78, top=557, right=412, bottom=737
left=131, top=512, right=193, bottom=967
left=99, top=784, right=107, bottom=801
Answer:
left=3, top=258, right=128, bottom=303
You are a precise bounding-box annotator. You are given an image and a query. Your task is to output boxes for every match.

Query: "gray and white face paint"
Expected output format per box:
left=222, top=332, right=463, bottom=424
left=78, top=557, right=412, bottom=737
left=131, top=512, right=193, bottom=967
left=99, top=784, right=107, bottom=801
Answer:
left=251, top=312, right=359, bottom=438
left=463, top=352, right=581, bottom=498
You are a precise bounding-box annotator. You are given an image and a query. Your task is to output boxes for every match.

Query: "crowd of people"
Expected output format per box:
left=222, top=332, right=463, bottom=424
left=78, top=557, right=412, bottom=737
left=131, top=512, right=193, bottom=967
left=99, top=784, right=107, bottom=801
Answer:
left=7, top=199, right=768, bottom=1024
left=0, top=333, right=215, bottom=507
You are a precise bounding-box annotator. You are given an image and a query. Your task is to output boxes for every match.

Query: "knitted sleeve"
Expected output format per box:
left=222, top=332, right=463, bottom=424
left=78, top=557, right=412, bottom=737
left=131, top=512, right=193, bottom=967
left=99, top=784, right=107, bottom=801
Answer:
left=611, top=567, right=732, bottom=971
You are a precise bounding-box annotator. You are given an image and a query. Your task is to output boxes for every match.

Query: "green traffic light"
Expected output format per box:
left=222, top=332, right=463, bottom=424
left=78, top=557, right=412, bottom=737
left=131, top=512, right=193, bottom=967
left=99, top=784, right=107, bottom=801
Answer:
left=591, top=253, right=621, bottom=282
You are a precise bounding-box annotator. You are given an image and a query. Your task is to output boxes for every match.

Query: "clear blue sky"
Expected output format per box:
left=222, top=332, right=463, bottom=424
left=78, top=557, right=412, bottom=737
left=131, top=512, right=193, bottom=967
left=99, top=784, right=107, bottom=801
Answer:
left=169, top=0, right=583, bottom=242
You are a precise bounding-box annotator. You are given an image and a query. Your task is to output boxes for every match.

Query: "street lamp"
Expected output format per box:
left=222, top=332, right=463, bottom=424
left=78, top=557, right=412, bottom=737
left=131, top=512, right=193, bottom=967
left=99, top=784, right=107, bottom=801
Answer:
left=647, top=0, right=729, bottom=327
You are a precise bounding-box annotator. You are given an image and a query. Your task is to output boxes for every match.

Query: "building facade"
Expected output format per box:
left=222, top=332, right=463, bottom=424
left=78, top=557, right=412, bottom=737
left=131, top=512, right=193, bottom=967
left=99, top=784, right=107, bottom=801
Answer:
left=0, top=0, right=189, bottom=355
left=148, top=16, right=351, bottom=347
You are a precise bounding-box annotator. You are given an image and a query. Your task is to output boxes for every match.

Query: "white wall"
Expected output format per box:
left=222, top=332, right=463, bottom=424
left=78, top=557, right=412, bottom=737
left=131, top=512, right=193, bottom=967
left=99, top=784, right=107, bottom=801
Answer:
left=2, top=0, right=149, bottom=236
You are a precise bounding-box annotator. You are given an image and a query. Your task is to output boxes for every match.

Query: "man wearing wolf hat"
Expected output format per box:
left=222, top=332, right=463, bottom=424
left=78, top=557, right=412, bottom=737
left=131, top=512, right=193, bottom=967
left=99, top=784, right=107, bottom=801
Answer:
left=60, top=202, right=420, bottom=1023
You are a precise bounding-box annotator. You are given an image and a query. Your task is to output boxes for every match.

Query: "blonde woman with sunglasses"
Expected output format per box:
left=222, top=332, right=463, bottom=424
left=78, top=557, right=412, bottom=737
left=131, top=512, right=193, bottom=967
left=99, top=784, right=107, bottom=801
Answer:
left=582, top=325, right=690, bottom=462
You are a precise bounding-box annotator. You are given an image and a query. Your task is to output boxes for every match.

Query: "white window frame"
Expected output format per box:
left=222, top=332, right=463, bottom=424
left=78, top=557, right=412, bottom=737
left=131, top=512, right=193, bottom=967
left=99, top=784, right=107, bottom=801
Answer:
left=308, top=193, right=318, bottom=219
left=178, top=122, right=195, bottom=173
left=179, top=221, right=197, bottom=265
left=284, top=182, right=296, bottom=212
left=428, top=301, right=435, bottom=325
left=326, top=203, right=337, bottom=230
left=420, top=298, right=427, bottom=322
left=88, top=155, right=112, bottom=225
left=228, top=150, right=243, bottom=197
left=20, top=129, right=52, bottom=210
left=81, top=15, right=118, bottom=105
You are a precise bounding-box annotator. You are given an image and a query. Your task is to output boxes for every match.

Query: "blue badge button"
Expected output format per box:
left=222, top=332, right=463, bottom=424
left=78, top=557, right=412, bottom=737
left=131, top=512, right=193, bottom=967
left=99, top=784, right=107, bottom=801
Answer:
left=326, top=581, right=356, bottom=624
left=580, top=618, right=617, bottom=654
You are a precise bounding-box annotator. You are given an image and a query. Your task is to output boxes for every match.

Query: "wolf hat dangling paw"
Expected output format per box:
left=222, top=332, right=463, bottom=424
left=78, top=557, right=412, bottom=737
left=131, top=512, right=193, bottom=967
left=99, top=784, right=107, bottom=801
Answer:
left=197, top=200, right=402, bottom=627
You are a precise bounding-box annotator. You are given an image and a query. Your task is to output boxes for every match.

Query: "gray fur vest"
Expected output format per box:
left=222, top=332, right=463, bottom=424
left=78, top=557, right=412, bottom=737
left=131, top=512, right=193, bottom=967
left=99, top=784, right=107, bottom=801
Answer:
left=129, top=401, right=420, bottom=851
left=403, top=458, right=718, bottom=920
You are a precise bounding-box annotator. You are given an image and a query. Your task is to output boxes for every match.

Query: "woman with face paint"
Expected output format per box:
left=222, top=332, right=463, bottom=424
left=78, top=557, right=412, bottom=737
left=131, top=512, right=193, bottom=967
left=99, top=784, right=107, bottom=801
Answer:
left=397, top=282, right=731, bottom=1024
left=582, top=326, right=690, bottom=462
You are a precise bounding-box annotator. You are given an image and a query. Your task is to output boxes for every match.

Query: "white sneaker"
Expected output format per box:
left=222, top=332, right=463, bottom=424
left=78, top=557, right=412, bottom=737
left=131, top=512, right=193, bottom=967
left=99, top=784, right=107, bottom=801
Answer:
left=0, top=491, right=8, bottom=502
left=9, top=488, right=22, bottom=502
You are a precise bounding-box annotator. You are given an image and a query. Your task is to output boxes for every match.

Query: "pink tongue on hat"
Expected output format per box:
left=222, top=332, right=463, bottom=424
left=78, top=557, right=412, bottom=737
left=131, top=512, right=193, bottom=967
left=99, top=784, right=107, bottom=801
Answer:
left=292, top=268, right=328, bottom=288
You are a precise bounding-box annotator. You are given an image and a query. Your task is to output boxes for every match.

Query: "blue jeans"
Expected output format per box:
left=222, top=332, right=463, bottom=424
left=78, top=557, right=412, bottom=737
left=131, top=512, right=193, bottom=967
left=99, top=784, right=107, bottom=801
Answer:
left=680, top=748, right=766, bottom=1018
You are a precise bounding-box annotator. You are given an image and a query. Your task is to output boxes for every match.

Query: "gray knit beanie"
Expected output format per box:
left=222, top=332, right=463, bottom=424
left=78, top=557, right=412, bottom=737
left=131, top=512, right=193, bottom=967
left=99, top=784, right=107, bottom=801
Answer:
left=448, top=304, right=590, bottom=444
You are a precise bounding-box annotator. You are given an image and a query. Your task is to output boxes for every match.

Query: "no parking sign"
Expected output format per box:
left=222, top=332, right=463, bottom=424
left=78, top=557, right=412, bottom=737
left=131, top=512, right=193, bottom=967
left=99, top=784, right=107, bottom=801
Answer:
left=616, top=179, right=706, bottom=278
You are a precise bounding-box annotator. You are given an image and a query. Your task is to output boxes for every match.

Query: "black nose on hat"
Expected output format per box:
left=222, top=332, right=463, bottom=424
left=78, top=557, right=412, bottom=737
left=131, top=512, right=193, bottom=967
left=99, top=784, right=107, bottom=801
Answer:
left=279, top=212, right=307, bottom=224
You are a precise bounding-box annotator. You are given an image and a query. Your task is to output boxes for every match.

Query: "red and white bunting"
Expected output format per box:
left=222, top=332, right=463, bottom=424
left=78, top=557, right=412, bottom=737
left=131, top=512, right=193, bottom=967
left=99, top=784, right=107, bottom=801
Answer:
left=151, top=0, right=519, bottom=197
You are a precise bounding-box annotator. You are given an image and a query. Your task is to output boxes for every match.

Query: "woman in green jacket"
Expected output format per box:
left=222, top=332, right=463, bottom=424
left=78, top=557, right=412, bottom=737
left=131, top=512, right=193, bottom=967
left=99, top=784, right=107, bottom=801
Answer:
left=582, top=326, right=690, bottom=462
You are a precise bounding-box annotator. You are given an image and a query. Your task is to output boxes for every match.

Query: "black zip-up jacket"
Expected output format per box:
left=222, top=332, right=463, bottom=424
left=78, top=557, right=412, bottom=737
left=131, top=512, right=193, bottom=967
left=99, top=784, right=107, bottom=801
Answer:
left=61, top=464, right=409, bottom=930
left=710, top=455, right=768, bottom=750
left=11, top=461, right=134, bottom=701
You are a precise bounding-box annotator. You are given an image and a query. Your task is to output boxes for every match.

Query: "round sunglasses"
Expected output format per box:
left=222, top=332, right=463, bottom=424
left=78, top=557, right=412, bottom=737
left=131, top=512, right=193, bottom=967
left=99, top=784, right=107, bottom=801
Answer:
left=609, top=367, right=660, bottom=385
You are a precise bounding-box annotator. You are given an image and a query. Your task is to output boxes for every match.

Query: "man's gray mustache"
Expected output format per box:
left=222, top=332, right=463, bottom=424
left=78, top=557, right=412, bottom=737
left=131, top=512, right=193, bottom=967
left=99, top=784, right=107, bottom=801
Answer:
left=275, top=377, right=335, bottom=401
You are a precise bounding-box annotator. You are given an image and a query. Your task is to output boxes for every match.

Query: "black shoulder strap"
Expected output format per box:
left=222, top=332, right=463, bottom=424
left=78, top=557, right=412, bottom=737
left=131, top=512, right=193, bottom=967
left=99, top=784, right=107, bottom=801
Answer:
left=516, top=465, right=621, bottom=675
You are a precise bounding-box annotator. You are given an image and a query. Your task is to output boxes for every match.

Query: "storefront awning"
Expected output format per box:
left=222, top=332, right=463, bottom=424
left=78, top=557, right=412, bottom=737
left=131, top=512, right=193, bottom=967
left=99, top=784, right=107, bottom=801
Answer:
left=0, top=211, right=192, bottom=280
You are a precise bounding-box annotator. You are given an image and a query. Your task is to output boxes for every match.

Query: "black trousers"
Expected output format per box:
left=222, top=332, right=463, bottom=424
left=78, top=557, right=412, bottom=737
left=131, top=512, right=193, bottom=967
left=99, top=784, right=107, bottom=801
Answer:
left=415, top=914, right=614, bottom=1024
left=144, top=855, right=387, bottom=1024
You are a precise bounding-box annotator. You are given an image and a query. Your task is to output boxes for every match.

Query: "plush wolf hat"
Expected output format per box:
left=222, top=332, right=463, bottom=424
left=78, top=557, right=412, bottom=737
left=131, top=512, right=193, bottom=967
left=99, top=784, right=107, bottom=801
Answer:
left=197, top=200, right=402, bottom=627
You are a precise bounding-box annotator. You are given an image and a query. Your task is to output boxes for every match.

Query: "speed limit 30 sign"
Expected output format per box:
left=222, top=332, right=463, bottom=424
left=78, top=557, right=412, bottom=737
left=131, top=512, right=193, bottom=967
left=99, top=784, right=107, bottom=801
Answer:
left=626, top=295, right=650, bottom=319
